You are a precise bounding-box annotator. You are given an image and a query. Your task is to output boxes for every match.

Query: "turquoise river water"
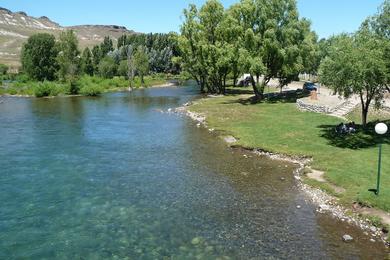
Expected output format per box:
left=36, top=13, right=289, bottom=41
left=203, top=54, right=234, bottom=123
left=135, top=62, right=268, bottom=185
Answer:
left=0, top=86, right=388, bottom=259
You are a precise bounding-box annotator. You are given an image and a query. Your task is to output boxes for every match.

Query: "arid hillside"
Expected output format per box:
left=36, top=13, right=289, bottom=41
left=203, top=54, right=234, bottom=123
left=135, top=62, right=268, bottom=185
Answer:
left=0, top=7, right=136, bottom=70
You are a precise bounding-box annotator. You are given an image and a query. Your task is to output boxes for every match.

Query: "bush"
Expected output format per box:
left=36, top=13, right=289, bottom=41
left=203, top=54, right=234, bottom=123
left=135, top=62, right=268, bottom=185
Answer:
left=67, top=80, right=80, bottom=95
left=33, top=81, right=62, bottom=97
left=8, top=87, right=18, bottom=95
left=79, top=84, right=103, bottom=96
left=34, top=82, right=52, bottom=97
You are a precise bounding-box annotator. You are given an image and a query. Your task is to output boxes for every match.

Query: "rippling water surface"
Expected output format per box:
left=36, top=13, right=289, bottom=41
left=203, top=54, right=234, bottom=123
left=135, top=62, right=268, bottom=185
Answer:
left=0, top=87, right=388, bottom=259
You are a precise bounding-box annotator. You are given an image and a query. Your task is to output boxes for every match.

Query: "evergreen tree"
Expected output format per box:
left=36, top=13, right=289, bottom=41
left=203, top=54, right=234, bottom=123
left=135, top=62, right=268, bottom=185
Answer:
left=81, top=47, right=94, bottom=76
left=92, top=45, right=102, bottom=74
left=100, top=36, right=114, bottom=57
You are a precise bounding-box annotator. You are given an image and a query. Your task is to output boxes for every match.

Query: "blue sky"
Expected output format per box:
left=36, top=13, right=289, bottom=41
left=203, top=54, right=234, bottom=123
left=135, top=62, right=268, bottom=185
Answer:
left=0, top=0, right=384, bottom=39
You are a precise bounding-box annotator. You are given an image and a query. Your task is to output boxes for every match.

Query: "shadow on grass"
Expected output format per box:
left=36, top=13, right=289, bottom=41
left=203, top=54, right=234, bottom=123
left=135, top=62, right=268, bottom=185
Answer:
left=318, top=120, right=390, bottom=149
left=225, top=87, right=254, bottom=95
left=222, top=89, right=309, bottom=105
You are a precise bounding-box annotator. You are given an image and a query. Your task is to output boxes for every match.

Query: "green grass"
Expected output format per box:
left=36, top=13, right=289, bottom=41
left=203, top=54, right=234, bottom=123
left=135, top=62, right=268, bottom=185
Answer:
left=190, top=93, right=390, bottom=212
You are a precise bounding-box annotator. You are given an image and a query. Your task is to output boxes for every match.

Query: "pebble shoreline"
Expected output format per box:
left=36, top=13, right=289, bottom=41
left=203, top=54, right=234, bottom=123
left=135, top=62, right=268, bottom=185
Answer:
left=171, top=101, right=389, bottom=247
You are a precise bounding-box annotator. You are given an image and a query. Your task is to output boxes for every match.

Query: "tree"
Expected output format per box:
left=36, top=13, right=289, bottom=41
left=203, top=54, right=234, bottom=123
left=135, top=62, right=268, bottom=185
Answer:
left=126, top=45, right=136, bottom=89
left=366, top=0, right=390, bottom=92
left=117, top=34, right=128, bottom=49
left=56, top=30, right=80, bottom=81
left=368, top=0, right=390, bottom=39
left=230, top=0, right=316, bottom=97
left=134, top=45, right=149, bottom=84
left=178, top=0, right=229, bottom=94
left=98, top=56, right=117, bottom=79
left=100, top=36, right=114, bottom=57
left=21, top=33, right=58, bottom=81
left=118, top=60, right=128, bottom=78
left=319, top=31, right=389, bottom=127
left=178, top=4, right=205, bottom=91
left=92, top=45, right=102, bottom=74
left=80, top=47, right=94, bottom=76
left=178, top=0, right=315, bottom=96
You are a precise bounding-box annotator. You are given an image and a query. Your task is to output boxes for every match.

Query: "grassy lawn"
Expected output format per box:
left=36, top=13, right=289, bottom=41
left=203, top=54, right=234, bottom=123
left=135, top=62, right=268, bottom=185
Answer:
left=189, top=91, right=390, bottom=212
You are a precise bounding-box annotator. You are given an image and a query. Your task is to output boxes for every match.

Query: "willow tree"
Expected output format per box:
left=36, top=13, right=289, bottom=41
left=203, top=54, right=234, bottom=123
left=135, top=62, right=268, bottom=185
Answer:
left=179, top=0, right=229, bottom=94
left=179, top=0, right=316, bottom=96
left=229, top=0, right=317, bottom=98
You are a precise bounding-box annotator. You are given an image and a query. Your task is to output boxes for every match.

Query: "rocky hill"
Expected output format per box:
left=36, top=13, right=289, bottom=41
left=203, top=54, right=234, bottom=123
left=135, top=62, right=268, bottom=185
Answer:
left=0, top=7, right=136, bottom=69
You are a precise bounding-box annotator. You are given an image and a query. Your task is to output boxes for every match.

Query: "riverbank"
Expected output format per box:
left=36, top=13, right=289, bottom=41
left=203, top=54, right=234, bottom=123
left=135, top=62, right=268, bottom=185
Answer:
left=0, top=74, right=178, bottom=98
left=179, top=93, right=390, bottom=245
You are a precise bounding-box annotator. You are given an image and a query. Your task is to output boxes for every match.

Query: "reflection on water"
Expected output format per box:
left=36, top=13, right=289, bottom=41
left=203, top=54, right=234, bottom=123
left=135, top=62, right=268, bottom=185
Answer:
left=0, top=87, right=388, bottom=259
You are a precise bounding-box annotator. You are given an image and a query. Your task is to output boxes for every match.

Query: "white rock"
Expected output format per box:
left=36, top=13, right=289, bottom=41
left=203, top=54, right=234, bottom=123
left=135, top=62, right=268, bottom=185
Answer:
left=342, top=234, right=353, bottom=242
left=224, top=136, right=237, bottom=143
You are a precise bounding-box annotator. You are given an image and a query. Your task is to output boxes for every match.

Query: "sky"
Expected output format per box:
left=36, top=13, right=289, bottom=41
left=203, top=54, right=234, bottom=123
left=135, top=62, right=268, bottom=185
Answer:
left=0, top=0, right=384, bottom=39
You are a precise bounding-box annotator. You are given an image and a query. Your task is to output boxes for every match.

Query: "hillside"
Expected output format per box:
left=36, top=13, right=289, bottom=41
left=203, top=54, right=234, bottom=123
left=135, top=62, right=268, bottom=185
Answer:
left=0, top=7, right=136, bottom=70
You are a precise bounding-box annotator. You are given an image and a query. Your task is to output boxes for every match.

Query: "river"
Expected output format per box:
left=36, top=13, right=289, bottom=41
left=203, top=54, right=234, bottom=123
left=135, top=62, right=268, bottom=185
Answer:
left=0, top=86, right=388, bottom=259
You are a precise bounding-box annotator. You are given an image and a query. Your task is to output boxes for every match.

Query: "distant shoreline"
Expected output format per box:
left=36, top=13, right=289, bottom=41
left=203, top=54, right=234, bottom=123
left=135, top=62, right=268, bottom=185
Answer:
left=0, top=81, right=179, bottom=98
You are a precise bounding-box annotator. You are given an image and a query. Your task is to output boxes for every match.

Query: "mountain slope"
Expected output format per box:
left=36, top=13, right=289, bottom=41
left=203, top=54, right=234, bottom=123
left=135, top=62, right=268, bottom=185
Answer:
left=0, top=7, right=136, bottom=69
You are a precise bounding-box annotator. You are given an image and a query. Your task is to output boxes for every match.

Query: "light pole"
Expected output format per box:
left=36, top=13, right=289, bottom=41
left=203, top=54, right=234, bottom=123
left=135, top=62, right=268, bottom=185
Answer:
left=374, top=123, right=388, bottom=195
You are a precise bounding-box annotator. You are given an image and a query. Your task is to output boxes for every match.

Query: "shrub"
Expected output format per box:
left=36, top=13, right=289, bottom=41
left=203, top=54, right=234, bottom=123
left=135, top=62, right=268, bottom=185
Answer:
left=67, top=80, right=80, bottom=95
left=33, top=81, right=61, bottom=97
left=79, top=84, right=102, bottom=96
left=8, top=87, right=18, bottom=95
left=34, top=82, right=52, bottom=97
left=16, top=73, right=30, bottom=83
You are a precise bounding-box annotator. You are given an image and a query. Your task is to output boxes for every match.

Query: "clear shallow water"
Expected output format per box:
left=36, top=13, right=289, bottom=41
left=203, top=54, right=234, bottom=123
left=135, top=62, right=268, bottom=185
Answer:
left=0, top=87, right=388, bottom=259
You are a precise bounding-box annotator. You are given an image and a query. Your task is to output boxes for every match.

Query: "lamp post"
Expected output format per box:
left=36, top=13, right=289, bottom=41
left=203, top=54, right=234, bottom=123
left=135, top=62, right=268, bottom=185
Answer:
left=374, top=123, right=388, bottom=195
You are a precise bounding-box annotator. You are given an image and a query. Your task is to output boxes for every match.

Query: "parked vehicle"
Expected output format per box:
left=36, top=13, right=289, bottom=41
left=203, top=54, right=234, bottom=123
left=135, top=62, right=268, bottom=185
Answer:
left=237, top=75, right=252, bottom=87
left=303, top=82, right=318, bottom=91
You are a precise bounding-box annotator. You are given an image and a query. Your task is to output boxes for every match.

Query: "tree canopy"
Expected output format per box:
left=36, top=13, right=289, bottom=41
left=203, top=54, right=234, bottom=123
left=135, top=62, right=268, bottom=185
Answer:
left=319, top=30, right=389, bottom=126
left=21, top=33, right=58, bottom=81
left=178, top=0, right=317, bottom=96
left=57, top=30, right=80, bottom=81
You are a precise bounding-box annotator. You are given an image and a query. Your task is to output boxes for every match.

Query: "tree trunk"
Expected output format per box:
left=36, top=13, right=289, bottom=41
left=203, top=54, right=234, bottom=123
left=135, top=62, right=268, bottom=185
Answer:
left=233, top=76, right=238, bottom=88
left=362, top=106, right=368, bottom=128
left=200, top=77, right=205, bottom=93
left=250, top=75, right=262, bottom=98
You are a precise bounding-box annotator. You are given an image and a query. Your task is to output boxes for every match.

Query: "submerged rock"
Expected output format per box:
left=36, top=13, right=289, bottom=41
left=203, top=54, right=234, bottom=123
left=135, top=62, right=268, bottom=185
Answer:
left=191, top=237, right=202, bottom=245
left=342, top=234, right=353, bottom=242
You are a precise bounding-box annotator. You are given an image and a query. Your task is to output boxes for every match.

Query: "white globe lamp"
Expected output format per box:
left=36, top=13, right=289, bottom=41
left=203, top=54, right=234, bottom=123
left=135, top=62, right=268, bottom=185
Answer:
left=375, top=123, right=388, bottom=135
left=374, top=122, right=387, bottom=195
